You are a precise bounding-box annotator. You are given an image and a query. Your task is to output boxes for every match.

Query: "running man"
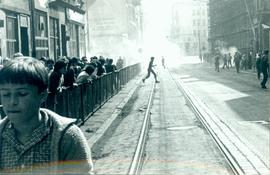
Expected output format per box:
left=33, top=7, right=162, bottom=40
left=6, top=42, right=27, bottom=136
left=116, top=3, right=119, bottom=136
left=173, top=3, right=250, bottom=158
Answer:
left=142, top=56, right=159, bottom=83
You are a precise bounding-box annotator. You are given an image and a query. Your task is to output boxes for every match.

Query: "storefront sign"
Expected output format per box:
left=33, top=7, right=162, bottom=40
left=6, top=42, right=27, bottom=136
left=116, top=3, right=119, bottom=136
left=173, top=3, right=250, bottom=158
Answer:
left=67, top=9, right=84, bottom=24
left=20, top=16, right=28, bottom=27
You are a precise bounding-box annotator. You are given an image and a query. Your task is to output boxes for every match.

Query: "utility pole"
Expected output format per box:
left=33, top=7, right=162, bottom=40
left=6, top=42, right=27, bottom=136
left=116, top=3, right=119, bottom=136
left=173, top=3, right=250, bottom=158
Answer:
left=198, top=29, right=202, bottom=60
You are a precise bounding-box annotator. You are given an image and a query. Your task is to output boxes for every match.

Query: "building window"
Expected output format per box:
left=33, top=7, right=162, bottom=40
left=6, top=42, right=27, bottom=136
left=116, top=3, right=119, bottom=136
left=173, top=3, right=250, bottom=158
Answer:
left=79, top=26, right=85, bottom=57
left=68, top=23, right=79, bottom=57
left=6, top=14, right=18, bottom=58
left=49, top=17, right=60, bottom=60
left=34, top=10, right=48, bottom=59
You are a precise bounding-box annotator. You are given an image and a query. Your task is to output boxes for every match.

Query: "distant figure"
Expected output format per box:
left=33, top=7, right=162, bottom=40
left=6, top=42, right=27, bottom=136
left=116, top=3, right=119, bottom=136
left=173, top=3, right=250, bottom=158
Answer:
left=214, top=54, right=220, bottom=72
left=222, top=54, right=229, bottom=69
left=260, top=50, right=269, bottom=89
left=142, top=56, right=159, bottom=83
left=161, top=56, right=165, bottom=68
left=241, top=54, right=247, bottom=70
left=116, top=56, right=124, bottom=70
left=255, top=52, right=262, bottom=79
left=234, top=51, right=242, bottom=73
left=227, top=53, right=232, bottom=67
left=247, top=51, right=253, bottom=69
left=0, top=57, right=94, bottom=174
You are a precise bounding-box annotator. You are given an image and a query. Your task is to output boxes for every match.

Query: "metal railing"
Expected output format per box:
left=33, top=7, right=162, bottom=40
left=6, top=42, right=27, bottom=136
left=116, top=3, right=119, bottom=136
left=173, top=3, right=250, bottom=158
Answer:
left=0, top=63, right=141, bottom=123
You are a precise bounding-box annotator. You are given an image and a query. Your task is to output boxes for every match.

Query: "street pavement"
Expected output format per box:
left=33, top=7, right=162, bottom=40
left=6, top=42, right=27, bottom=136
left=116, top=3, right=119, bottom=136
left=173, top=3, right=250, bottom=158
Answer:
left=80, top=57, right=269, bottom=174
left=170, top=57, right=269, bottom=172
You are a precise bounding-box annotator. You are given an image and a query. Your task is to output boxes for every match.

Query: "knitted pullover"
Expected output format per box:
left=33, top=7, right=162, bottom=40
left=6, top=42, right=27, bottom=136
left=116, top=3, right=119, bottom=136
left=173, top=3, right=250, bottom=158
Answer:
left=0, top=108, right=94, bottom=174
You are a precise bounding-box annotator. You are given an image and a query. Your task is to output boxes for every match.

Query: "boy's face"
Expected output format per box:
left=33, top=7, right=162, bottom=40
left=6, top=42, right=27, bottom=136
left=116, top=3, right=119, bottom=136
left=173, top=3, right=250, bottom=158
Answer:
left=0, top=83, right=45, bottom=125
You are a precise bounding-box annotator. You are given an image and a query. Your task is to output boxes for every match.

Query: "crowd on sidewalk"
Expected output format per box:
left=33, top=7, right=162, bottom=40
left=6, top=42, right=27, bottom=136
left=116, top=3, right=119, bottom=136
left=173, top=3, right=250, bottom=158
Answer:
left=0, top=54, right=126, bottom=94
left=212, top=49, right=269, bottom=89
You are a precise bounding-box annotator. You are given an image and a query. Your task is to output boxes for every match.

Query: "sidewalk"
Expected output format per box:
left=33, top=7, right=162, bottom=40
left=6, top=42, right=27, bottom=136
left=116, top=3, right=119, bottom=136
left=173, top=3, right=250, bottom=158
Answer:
left=80, top=74, right=143, bottom=149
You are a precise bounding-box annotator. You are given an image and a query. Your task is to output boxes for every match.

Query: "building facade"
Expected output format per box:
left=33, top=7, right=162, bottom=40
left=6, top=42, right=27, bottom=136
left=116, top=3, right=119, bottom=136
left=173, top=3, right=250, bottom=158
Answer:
left=0, top=0, right=87, bottom=60
left=209, top=0, right=270, bottom=53
left=0, top=0, right=31, bottom=58
left=86, top=0, right=143, bottom=58
left=171, top=0, right=209, bottom=56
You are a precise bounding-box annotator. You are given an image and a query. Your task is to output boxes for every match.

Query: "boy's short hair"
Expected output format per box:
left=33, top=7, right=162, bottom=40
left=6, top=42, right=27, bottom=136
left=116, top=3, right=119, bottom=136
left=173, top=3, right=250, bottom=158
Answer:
left=0, top=57, right=48, bottom=93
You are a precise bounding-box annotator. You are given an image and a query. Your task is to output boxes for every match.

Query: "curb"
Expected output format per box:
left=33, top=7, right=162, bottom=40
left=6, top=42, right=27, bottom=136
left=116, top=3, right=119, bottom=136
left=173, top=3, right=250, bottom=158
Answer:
left=88, top=75, right=143, bottom=148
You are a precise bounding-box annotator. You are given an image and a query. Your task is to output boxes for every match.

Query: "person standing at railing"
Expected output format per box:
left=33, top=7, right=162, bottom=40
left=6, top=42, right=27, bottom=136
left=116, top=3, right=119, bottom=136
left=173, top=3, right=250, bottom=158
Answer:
left=105, top=58, right=117, bottom=73
left=0, top=57, right=94, bottom=174
left=76, top=64, right=96, bottom=84
left=142, top=56, right=160, bottom=83
left=63, top=57, right=80, bottom=88
left=48, top=57, right=68, bottom=93
left=96, top=58, right=106, bottom=77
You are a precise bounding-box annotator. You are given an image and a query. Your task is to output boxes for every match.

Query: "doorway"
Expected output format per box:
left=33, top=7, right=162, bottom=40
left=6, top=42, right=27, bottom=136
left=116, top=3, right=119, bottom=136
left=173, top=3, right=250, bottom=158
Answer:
left=20, top=27, right=29, bottom=56
left=61, top=25, right=67, bottom=56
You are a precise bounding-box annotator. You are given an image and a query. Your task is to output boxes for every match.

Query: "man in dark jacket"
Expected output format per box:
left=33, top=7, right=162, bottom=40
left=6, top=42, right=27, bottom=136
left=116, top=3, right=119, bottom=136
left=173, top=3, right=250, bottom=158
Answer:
left=260, top=50, right=269, bottom=89
left=234, top=51, right=242, bottom=73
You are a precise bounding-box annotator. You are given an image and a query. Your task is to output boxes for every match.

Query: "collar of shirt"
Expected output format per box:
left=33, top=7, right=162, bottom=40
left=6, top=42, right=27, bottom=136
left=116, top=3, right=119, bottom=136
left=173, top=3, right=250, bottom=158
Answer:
left=2, top=112, right=52, bottom=156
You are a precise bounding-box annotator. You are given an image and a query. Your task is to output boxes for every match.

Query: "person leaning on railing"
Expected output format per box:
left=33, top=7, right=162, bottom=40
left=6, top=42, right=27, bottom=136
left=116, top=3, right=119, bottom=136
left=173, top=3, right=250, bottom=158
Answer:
left=0, top=57, right=94, bottom=174
left=76, top=64, right=96, bottom=84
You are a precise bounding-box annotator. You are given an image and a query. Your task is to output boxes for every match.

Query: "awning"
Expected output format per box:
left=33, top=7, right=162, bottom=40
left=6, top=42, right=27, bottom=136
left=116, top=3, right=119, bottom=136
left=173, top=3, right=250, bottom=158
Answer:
left=48, top=0, right=85, bottom=14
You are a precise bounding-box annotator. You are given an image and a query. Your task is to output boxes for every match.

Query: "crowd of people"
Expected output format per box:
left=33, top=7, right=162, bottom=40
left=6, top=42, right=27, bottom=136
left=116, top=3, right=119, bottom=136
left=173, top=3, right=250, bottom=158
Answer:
left=46, top=55, right=125, bottom=94
left=0, top=54, right=125, bottom=94
left=213, top=49, right=269, bottom=89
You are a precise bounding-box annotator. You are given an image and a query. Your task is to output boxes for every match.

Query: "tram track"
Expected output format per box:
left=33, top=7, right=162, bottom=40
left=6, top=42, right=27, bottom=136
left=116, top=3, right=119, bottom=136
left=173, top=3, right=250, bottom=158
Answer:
left=167, top=69, right=269, bottom=175
left=127, top=82, right=156, bottom=175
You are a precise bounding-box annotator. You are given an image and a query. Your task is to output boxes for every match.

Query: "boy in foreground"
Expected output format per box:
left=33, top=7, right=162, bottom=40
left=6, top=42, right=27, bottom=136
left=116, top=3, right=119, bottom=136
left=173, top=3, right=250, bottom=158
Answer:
left=0, top=57, right=94, bottom=174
